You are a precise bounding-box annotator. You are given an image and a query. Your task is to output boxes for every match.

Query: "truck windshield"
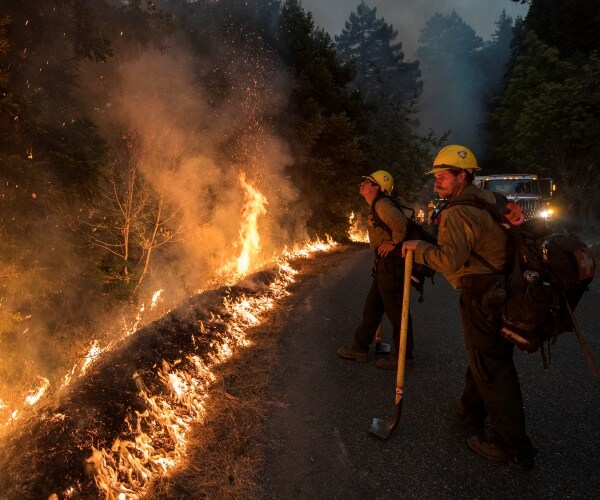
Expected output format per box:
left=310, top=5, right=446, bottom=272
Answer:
left=483, top=179, right=539, bottom=196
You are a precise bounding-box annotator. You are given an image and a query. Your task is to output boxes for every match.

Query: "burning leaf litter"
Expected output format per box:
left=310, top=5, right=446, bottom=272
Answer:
left=0, top=167, right=345, bottom=497
left=0, top=237, right=338, bottom=499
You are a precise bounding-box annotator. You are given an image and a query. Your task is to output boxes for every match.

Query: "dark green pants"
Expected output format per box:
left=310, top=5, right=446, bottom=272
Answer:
left=459, top=274, right=536, bottom=458
left=353, top=256, right=414, bottom=355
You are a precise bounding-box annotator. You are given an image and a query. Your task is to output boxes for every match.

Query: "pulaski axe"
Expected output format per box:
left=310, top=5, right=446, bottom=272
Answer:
left=369, top=250, right=414, bottom=439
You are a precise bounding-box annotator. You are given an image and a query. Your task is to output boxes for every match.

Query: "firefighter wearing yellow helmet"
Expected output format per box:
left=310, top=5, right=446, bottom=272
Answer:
left=362, top=169, right=394, bottom=195
left=337, top=168, right=415, bottom=370
left=401, top=145, right=537, bottom=469
left=427, top=144, right=480, bottom=175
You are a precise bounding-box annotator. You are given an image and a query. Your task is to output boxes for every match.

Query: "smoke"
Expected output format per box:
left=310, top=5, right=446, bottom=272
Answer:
left=92, top=44, right=299, bottom=295
left=1, top=13, right=303, bottom=428
left=302, top=0, right=527, bottom=56
left=416, top=40, right=486, bottom=152
left=302, top=0, right=528, bottom=155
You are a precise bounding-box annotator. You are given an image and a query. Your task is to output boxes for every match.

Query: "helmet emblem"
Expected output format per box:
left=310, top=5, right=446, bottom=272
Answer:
left=458, top=151, right=467, bottom=159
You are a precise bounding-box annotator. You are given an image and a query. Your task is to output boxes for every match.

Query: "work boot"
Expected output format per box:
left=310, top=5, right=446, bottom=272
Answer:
left=375, top=352, right=414, bottom=370
left=337, top=345, right=367, bottom=364
left=454, top=398, right=485, bottom=428
left=467, top=436, right=536, bottom=471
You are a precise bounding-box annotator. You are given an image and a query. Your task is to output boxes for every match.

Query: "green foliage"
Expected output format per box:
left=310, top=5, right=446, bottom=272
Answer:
left=490, top=32, right=577, bottom=170
left=488, top=31, right=600, bottom=221
left=108, top=0, right=176, bottom=57
left=43, top=118, right=108, bottom=189
left=417, top=11, right=483, bottom=64
left=476, top=10, right=515, bottom=100
left=279, top=1, right=354, bottom=100
left=525, top=0, right=600, bottom=57
left=0, top=15, right=15, bottom=138
left=70, top=0, right=115, bottom=62
left=96, top=251, right=140, bottom=299
left=335, top=2, right=434, bottom=204
left=335, top=1, right=421, bottom=103
left=1, top=2, right=84, bottom=135
left=0, top=155, right=108, bottom=401
left=305, top=112, right=363, bottom=235
left=276, top=0, right=369, bottom=237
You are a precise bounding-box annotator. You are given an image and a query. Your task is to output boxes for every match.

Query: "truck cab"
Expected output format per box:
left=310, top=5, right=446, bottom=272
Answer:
left=474, top=174, right=555, bottom=220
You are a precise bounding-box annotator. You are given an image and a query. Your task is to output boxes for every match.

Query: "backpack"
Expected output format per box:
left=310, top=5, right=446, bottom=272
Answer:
left=446, top=194, right=596, bottom=371
left=371, top=194, right=438, bottom=301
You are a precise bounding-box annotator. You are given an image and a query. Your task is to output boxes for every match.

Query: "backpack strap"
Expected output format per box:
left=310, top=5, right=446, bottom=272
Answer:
left=370, top=194, right=388, bottom=231
left=370, top=194, right=411, bottom=236
left=469, top=251, right=504, bottom=274
left=446, top=194, right=509, bottom=225
left=441, top=193, right=512, bottom=274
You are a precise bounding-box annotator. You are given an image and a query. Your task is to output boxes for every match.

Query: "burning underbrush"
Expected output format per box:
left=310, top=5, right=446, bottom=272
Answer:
left=0, top=253, right=324, bottom=499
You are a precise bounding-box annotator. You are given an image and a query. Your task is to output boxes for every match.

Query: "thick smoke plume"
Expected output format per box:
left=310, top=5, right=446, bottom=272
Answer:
left=0, top=12, right=304, bottom=444
left=103, top=48, right=299, bottom=286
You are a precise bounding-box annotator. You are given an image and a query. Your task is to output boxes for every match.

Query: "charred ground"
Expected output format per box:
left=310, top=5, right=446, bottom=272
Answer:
left=0, top=245, right=354, bottom=499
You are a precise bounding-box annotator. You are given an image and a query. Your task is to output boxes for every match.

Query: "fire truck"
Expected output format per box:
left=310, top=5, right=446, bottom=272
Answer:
left=474, top=174, right=555, bottom=220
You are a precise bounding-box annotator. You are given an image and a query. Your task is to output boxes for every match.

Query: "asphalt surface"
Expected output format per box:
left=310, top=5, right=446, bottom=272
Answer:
left=261, top=247, right=600, bottom=499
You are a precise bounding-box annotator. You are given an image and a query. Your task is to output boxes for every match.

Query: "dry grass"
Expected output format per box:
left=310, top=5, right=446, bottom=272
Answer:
left=145, top=304, right=284, bottom=499
left=146, top=247, right=354, bottom=499
left=146, top=240, right=599, bottom=498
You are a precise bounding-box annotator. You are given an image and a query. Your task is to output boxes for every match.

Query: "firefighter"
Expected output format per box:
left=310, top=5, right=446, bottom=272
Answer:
left=337, top=170, right=415, bottom=370
left=402, top=145, right=537, bottom=470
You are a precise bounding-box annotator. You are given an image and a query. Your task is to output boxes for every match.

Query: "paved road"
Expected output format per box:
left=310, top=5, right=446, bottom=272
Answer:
left=261, top=247, right=600, bottom=499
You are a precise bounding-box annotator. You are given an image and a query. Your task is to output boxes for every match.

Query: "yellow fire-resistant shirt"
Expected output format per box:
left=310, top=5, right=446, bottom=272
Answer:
left=367, top=197, right=409, bottom=249
left=414, top=185, right=510, bottom=289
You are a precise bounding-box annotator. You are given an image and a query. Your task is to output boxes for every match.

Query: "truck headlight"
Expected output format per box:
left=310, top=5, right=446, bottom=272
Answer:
left=540, top=208, right=554, bottom=219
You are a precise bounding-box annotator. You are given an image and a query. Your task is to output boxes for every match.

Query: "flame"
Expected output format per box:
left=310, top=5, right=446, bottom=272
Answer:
left=57, top=290, right=166, bottom=391
left=80, top=341, right=104, bottom=375
left=282, top=235, right=337, bottom=259
left=84, top=240, right=336, bottom=497
left=347, top=212, right=369, bottom=243
left=236, top=171, right=268, bottom=274
left=0, top=287, right=169, bottom=431
left=25, top=377, right=50, bottom=405
left=217, top=171, right=268, bottom=282
left=1, top=144, right=342, bottom=495
left=150, top=289, right=163, bottom=309
left=1, top=234, right=337, bottom=492
left=87, top=368, right=204, bottom=498
left=1, top=378, right=49, bottom=430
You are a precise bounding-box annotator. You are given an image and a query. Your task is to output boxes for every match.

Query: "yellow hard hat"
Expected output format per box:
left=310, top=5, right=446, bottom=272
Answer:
left=363, top=170, right=393, bottom=194
left=426, top=145, right=480, bottom=174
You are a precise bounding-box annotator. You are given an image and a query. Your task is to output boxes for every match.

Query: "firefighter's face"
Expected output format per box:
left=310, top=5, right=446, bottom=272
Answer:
left=359, top=179, right=378, bottom=196
left=433, top=169, right=464, bottom=198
